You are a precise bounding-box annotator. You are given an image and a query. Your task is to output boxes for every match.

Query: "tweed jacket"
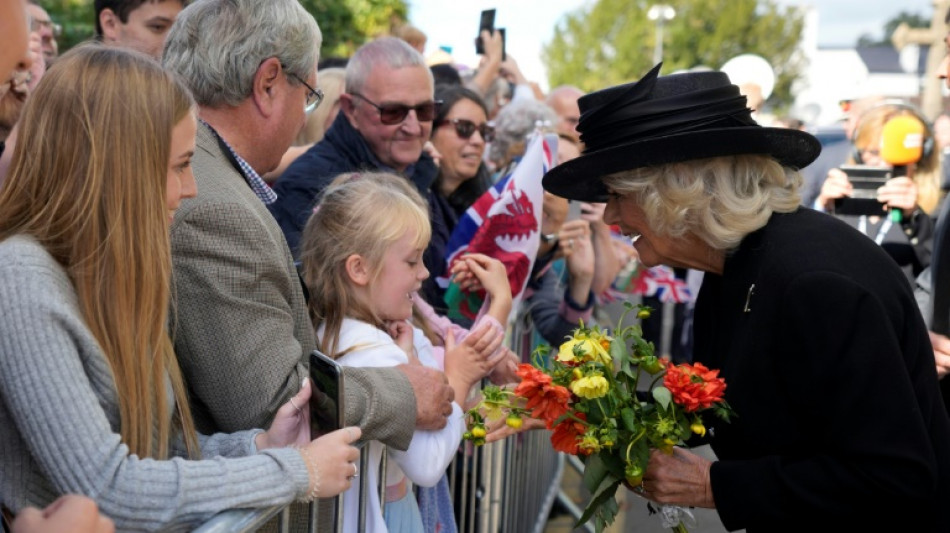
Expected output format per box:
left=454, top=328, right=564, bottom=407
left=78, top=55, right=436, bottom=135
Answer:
left=170, top=122, right=415, bottom=450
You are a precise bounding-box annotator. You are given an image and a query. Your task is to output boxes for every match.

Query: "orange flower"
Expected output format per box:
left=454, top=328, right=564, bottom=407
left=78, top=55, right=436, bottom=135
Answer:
left=663, top=361, right=727, bottom=413
left=551, top=413, right=588, bottom=455
left=514, top=364, right=571, bottom=427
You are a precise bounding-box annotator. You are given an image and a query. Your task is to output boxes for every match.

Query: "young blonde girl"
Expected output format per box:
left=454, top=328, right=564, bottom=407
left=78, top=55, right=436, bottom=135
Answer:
left=300, top=172, right=513, bottom=532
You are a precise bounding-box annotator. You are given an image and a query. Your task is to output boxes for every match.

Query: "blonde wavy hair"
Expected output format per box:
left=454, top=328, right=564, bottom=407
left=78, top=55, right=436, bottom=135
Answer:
left=299, top=172, right=431, bottom=358
left=0, top=45, right=199, bottom=459
left=851, top=104, right=943, bottom=214
left=602, top=154, right=802, bottom=251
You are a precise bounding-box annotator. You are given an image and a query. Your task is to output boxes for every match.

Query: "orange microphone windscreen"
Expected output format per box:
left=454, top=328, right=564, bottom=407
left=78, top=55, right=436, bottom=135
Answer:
left=881, top=115, right=925, bottom=166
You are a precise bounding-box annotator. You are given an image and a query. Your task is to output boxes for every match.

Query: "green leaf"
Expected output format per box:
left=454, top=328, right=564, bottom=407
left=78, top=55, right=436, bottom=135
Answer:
left=582, top=453, right=609, bottom=493
left=652, top=386, right=672, bottom=410
left=621, top=407, right=636, bottom=433
left=576, top=476, right=622, bottom=528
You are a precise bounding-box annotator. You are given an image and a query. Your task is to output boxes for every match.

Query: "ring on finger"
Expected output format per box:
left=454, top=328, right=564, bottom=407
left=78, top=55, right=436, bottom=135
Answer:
left=289, top=397, right=303, bottom=413
left=351, top=462, right=359, bottom=478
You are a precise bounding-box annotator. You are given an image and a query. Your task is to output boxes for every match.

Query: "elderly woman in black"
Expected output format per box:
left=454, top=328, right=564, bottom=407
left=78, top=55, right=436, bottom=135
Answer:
left=543, top=64, right=950, bottom=532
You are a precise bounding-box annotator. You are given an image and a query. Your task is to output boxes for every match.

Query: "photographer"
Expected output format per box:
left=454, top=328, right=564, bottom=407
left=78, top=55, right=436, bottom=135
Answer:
left=815, top=103, right=942, bottom=283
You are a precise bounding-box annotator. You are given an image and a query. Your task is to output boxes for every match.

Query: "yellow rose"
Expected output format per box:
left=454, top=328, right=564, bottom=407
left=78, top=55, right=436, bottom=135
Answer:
left=586, top=331, right=614, bottom=365
left=557, top=338, right=596, bottom=363
left=569, top=374, right=609, bottom=399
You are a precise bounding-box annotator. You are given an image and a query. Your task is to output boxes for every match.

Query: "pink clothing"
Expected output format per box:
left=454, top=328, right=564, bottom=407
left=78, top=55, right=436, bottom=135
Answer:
left=411, top=293, right=505, bottom=370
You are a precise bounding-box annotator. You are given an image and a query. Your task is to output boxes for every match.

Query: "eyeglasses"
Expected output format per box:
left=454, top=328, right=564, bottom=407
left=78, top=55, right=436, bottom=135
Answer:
left=438, top=118, right=495, bottom=142
left=288, top=72, right=324, bottom=113
left=350, top=93, right=440, bottom=125
left=30, top=17, right=62, bottom=38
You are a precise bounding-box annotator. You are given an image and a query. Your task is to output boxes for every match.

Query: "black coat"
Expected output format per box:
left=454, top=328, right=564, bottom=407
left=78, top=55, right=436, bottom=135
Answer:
left=695, top=208, right=950, bottom=532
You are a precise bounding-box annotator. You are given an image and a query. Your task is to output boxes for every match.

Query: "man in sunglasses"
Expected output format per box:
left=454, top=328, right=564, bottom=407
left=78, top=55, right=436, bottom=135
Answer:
left=269, top=37, right=441, bottom=258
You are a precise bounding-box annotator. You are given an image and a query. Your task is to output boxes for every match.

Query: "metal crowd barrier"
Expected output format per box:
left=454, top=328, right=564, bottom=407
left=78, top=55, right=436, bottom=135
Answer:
left=194, top=310, right=565, bottom=532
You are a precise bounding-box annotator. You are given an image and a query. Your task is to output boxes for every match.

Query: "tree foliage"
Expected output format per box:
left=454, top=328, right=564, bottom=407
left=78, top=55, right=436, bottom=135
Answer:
left=300, top=0, right=408, bottom=58
left=36, top=0, right=408, bottom=60
left=857, top=11, right=930, bottom=47
left=542, top=0, right=805, bottom=110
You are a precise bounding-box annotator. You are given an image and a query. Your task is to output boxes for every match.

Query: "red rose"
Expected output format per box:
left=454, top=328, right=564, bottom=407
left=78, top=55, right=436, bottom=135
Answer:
left=663, top=362, right=727, bottom=413
left=551, top=413, right=587, bottom=455
left=514, top=364, right=571, bottom=427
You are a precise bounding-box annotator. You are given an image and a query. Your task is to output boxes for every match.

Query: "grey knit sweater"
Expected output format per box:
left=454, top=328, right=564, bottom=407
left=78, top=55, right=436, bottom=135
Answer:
left=0, top=235, right=310, bottom=532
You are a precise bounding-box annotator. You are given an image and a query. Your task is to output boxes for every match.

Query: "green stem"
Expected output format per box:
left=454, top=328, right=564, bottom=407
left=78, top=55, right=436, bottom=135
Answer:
left=625, top=428, right=647, bottom=462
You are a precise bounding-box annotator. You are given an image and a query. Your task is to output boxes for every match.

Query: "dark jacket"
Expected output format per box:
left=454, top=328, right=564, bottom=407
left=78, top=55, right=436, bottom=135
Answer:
left=269, top=114, right=438, bottom=256
left=696, top=208, right=950, bottom=532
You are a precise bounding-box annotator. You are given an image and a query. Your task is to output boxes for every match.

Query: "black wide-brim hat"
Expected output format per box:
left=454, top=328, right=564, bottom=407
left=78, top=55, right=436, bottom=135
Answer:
left=543, top=63, right=821, bottom=202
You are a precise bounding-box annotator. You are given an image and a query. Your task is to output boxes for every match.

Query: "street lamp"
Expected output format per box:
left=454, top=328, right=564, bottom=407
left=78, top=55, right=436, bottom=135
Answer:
left=647, top=4, right=676, bottom=66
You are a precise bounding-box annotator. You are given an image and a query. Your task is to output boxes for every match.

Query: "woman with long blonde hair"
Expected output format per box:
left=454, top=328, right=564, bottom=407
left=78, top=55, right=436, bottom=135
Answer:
left=0, top=45, right=360, bottom=532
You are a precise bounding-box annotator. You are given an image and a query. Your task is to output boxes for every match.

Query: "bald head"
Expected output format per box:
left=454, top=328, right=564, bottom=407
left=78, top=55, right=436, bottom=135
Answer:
left=547, top=85, right=584, bottom=141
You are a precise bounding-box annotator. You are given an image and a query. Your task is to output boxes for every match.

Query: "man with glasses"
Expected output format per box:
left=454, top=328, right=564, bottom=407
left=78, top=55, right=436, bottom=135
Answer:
left=269, top=37, right=441, bottom=259
left=162, top=5, right=453, bottom=523
left=26, top=1, right=58, bottom=64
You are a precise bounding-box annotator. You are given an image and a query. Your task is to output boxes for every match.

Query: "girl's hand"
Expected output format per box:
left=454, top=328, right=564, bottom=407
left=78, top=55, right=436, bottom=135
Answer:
left=817, top=168, right=852, bottom=210
left=453, top=254, right=511, bottom=301
left=877, top=176, right=918, bottom=211
left=257, top=378, right=312, bottom=450
left=443, top=327, right=506, bottom=401
left=487, top=348, right=520, bottom=385
left=298, top=427, right=362, bottom=499
left=386, top=320, right=416, bottom=361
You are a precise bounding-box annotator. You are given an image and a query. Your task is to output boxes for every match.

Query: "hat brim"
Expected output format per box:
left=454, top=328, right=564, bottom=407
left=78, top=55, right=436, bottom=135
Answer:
left=543, top=127, right=822, bottom=202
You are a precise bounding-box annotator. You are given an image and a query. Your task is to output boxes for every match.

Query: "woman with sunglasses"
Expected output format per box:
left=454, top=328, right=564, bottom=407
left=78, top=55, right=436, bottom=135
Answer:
left=430, top=85, right=495, bottom=221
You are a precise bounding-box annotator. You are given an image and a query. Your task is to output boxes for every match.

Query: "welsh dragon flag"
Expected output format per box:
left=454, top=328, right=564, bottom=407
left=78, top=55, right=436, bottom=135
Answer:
left=439, top=133, right=556, bottom=321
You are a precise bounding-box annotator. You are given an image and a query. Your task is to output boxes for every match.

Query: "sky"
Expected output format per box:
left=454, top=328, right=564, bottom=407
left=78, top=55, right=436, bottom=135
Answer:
left=407, top=0, right=936, bottom=92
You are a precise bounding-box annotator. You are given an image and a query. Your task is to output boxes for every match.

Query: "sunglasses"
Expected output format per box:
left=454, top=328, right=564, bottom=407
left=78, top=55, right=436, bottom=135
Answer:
left=438, top=118, right=495, bottom=142
left=350, top=93, right=440, bottom=125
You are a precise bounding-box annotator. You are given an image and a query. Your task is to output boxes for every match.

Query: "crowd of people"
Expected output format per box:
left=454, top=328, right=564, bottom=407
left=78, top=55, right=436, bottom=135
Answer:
left=3, top=0, right=950, bottom=532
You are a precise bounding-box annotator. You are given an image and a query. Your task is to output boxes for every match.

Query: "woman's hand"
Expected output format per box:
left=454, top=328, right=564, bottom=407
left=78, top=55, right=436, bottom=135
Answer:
left=637, top=447, right=716, bottom=509
left=298, top=427, right=362, bottom=499
left=12, top=495, right=114, bottom=533
left=484, top=412, right=546, bottom=443
left=877, top=176, right=918, bottom=211
left=423, top=141, right=443, bottom=168
left=816, top=168, right=852, bottom=211
left=558, top=219, right=595, bottom=305
left=257, top=378, right=312, bottom=450
left=387, top=320, right=417, bottom=361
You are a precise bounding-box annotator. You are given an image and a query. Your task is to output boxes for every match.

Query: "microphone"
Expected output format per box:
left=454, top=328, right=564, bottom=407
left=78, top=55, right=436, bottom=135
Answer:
left=881, top=115, right=925, bottom=222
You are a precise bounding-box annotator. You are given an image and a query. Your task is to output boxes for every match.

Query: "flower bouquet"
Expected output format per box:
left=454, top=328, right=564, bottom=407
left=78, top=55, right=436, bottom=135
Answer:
left=463, top=303, right=734, bottom=532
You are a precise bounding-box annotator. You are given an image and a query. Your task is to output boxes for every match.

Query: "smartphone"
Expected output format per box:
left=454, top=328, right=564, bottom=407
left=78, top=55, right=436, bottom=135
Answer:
left=498, top=27, right=506, bottom=62
left=475, top=9, right=496, bottom=55
left=834, top=165, right=892, bottom=217
left=309, top=350, right=344, bottom=439
left=567, top=200, right=583, bottom=221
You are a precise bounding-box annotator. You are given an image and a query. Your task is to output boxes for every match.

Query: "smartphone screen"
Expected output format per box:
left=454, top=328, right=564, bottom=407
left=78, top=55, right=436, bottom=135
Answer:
left=475, top=9, right=496, bottom=54
left=309, top=350, right=343, bottom=439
